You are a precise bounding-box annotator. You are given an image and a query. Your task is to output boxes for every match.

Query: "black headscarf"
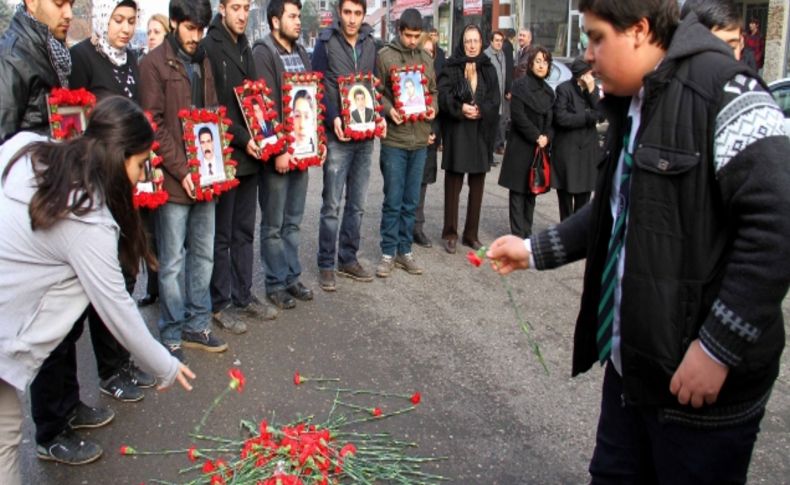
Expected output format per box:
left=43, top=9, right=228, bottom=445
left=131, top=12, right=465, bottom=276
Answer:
left=443, top=25, right=496, bottom=103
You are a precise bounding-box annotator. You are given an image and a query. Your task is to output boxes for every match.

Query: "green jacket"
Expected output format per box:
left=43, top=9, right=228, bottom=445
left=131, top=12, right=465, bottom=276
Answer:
left=376, top=38, right=438, bottom=150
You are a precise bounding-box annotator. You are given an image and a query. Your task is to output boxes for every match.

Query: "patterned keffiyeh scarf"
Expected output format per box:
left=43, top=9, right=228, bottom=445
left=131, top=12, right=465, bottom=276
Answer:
left=19, top=3, right=71, bottom=88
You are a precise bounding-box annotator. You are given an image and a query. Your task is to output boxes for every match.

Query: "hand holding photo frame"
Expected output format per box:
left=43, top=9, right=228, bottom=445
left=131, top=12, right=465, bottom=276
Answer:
left=234, top=79, right=286, bottom=161
left=47, top=88, right=96, bottom=141
left=179, top=107, right=239, bottom=202
left=390, top=65, right=433, bottom=123
left=282, top=72, right=327, bottom=171
left=133, top=112, right=169, bottom=210
left=338, top=72, right=384, bottom=141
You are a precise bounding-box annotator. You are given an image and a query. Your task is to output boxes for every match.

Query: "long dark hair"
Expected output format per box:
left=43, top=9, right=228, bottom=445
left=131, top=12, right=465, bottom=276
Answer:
left=1, top=96, right=155, bottom=276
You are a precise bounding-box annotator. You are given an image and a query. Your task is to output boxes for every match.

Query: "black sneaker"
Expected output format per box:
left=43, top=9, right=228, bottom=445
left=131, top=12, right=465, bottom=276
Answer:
left=182, top=329, right=228, bottom=353
left=167, top=343, right=187, bottom=364
left=37, top=428, right=103, bottom=465
left=68, top=402, right=115, bottom=429
left=121, top=361, right=156, bottom=388
left=239, top=295, right=279, bottom=321
left=99, top=373, right=144, bottom=403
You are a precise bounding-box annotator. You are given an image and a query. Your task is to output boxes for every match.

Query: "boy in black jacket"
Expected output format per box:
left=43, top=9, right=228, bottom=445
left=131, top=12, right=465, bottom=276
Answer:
left=488, top=0, right=790, bottom=482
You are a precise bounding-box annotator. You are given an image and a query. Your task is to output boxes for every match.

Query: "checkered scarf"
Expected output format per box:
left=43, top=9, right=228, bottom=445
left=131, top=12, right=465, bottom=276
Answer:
left=19, top=3, right=71, bottom=88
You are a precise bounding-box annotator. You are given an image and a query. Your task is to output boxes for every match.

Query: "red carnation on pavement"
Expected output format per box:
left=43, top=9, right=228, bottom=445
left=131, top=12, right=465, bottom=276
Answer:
left=228, top=368, right=245, bottom=392
left=187, top=445, right=199, bottom=462
left=293, top=371, right=302, bottom=385
left=119, top=445, right=136, bottom=455
left=371, top=407, right=382, bottom=417
left=202, top=459, right=216, bottom=474
left=339, top=443, right=357, bottom=457
left=410, top=392, right=422, bottom=405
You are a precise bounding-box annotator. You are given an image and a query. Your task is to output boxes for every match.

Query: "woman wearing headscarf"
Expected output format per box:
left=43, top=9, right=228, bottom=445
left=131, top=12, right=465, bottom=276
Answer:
left=551, top=58, right=602, bottom=221
left=61, top=0, right=154, bottom=407
left=498, top=45, right=554, bottom=238
left=438, top=24, right=500, bottom=253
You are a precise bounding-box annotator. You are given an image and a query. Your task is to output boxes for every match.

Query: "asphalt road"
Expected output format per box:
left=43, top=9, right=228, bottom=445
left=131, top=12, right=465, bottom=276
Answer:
left=18, top=145, right=790, bottom=484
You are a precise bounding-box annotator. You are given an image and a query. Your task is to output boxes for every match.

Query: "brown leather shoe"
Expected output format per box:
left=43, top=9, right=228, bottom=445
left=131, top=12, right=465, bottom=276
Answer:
left=443, top=238, right=457, bottom=254
left=462, top=238, right=483, bottom=251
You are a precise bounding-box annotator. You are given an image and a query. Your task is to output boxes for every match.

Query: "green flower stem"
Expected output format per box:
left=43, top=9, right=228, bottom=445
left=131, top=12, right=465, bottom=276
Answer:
left=495, top=264, right=550, bottom=375
left=194, top=385, right=232, bottom=434
left=315, top=386, right=415, bottom=400
left=300, top=376, right=340, bottom=384
left=342, top=405, right=418, bottom=427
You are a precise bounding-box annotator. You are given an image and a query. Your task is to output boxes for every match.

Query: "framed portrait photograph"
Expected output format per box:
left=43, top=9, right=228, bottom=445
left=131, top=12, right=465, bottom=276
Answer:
left=390, top=65, right=432, bottom=122
left=234, top=79, right=285, bottom=161
left=282, top=72, right=327, bottom=170
left=47, top=88, right=96, bottom=141
left=179, top=107, right=239, bottom=202
left=339, top=72, right=384, bottom=140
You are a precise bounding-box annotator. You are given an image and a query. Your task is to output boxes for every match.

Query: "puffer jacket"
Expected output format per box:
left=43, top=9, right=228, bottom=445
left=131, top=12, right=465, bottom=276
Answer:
left=0, top=8, right=62, bottom=142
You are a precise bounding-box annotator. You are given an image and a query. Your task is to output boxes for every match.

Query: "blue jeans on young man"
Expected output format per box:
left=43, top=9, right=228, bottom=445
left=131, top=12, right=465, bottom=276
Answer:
left=589, top=363, right=764, bottom=484
left=379, top=145, right=427, bottom=256
left=157, top=201, right=216, bottom=346
left=317, top=138, right=374, bottom=269
left=258, top=163, right=308, bottom=293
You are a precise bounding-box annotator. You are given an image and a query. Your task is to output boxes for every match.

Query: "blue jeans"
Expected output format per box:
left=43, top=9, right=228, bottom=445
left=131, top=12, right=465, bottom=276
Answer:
left=258, top=163, right=308, bottom=293
left=317, top=139, right=374, bottom=269
left=379, top=145, right=426, bottom=256
left=157, top=201, right=215, bottom=345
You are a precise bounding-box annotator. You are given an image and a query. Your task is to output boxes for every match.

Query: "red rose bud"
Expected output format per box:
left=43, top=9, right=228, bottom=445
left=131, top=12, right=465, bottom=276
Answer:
left=228, top=368, right=245, bottom=392
left=410, top=392, right=422, bottom=405
left=119, top=445, right=136, bottom=455
left=467, top=251, right=483, bottom=267
left=371, top=407, right=382, bottom=417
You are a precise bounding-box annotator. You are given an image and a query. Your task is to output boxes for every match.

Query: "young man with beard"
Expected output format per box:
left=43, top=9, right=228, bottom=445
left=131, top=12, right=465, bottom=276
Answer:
left=0, top=0, right=120, bottom=467
left=488, top=0, right=790, bottom=481
left=374, top=8, right=437, bottom=278
left=140, top=0, right=228, bottom=362
left=311, top=0, right=383, bottom=292
left=251, top=0, right=314, bottom=309
left=202, top=0, right=279, bottom=335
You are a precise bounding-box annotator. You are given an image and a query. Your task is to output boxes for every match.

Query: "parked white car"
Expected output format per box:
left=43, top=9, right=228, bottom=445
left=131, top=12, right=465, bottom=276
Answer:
left=768, top=77, right=790, bottom=136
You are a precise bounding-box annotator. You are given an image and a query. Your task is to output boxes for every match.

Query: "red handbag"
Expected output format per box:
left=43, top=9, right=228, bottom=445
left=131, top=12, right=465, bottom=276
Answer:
left=528, top=146, right=551, bottom=195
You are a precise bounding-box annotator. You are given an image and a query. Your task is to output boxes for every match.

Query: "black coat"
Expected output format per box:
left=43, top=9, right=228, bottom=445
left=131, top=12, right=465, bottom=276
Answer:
left=202, top=14, right=259, bottom=177
left=0, top=9, right=61, bottom=142
left=69, top=40, right=140, bottom=102
left=438, top=57, right=500, bottom=174
left=499, top=72, right=554, bottom=194
left=550, top=79, right=602, bottom=193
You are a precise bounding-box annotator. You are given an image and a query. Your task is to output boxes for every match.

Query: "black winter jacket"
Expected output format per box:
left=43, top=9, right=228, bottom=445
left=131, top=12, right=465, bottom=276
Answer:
left=0, top=9, right=61, bottom=142
left=202, top=14, right=259, bottom=177
left=531, top=16, right=790, bottom=423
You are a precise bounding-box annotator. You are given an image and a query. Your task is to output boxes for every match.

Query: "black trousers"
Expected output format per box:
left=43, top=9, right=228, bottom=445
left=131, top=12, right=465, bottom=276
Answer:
left=140, top=208, right=159, bottom=297
left=414, top=183, right=428, bottom=233
left=589, top=364, right=764, bottom=484
left=557, top=189, right=591, bottom=222
left=442, top=171, right=485, bottom=242
left=30, top=312, right=86, bottom=444
left=508, top=191, right=537, bottom=238
left=210, top=173, right=258, bottom=310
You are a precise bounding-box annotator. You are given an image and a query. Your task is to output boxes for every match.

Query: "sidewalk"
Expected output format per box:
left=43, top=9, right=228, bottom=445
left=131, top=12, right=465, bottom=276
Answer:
left=19, top=144, right=790, bottom=484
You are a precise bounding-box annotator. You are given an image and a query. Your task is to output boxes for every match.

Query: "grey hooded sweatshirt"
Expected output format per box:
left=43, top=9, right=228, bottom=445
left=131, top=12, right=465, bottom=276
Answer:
left=0, top=132, right=179, bottom=391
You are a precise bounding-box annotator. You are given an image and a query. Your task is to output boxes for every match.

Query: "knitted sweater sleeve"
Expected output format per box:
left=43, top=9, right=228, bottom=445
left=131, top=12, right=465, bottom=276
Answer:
left=530, top=202, right=593, bottom=270
left=698, top=74, right=790, bottom=368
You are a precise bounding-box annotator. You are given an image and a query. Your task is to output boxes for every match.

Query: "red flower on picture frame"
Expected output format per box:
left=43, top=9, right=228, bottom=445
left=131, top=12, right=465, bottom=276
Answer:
left=133, top=111, right=169, bottom=210
left=179, top=107, right=240, bottom=202
left=281, top=71, right=327, bottom=171
left=234, top=78, right=286, bottom=162
left=338, top=72, right=385, bottom=141
left=47, top=87, right=96, bottom=141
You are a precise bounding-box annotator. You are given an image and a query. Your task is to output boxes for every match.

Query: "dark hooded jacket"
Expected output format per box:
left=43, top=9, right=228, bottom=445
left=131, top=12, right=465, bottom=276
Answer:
left=312, top=19, right=377, bottom=137
left=202, top=13, right=259, bottom=177
left=437, top=36, right=500, bottom=174
left=530, top=15, right=790, bottom=422
left=0, top=7, right=62, bottom=142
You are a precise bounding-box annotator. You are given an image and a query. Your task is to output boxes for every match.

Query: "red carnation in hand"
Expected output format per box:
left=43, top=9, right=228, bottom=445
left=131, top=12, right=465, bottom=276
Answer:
left=466, top=250, right=483, bottom=267
left=410, top=392, right=422, bottom=405
left=228, top=368, right=245, bottom=393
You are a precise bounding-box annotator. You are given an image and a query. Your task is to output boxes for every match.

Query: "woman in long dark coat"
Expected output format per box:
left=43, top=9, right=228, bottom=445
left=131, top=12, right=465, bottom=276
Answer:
left=551, top=58, right=602, bottom=220
left=438, top=24, right=500, bottom=253
left=498, top=45, right=554, bottom=238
